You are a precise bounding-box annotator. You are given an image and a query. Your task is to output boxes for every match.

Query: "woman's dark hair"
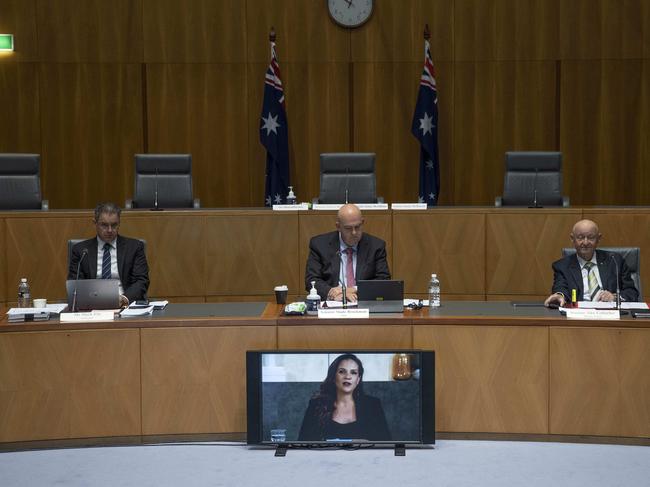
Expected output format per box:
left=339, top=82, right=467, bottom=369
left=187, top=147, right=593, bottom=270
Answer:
left=313, top=353, right=365, bottom=427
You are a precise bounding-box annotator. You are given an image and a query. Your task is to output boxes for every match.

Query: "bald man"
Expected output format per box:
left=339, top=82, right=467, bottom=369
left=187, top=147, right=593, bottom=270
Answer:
left=305, top=204, right=391, bottom=302
left=544, top=219, right=638, bottom=307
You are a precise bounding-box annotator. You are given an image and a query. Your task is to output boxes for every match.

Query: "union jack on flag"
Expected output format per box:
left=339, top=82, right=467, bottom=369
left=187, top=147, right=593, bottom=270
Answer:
left=411, top=35, right=440, bottom=206
left=260, top=34, right=290, bottom=206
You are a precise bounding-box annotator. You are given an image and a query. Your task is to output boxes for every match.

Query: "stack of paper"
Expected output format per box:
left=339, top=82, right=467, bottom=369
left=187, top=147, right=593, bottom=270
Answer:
left=6, top=308, right=50, bottom=322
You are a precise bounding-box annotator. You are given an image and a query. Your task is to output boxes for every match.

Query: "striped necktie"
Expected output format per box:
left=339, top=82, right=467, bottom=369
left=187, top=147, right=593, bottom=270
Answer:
left=583, top=261, right=601, bottom=300
left=102, top=243, right=112, bottom=279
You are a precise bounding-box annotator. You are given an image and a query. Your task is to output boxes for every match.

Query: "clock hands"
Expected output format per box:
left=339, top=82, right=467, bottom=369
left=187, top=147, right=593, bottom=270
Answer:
left=344, top=0, right=354, bottom=7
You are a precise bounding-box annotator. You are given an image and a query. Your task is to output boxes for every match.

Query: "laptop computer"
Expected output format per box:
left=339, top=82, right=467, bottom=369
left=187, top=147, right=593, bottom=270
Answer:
left=66, top=279, right=121, bottom=311
left=357, top=280, right=404, bottom=313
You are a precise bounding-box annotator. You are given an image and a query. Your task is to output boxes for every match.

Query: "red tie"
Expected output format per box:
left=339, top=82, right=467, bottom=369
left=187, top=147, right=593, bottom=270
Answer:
left=345, top=247, right=356, bottom=287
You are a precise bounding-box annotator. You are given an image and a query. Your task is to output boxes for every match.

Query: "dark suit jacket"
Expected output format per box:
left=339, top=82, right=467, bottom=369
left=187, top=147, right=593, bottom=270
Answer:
left=297, top=394, right=391, bottom=441
left=305, top=231, right=391, bottom=299
left=551, top=249, right=638, bottom=302
left=68, top=235, right=150, bottom=303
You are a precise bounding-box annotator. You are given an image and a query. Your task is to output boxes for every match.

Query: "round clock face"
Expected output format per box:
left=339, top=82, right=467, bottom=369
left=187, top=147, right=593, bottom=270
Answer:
left=328, top=0, right=374, bottom=28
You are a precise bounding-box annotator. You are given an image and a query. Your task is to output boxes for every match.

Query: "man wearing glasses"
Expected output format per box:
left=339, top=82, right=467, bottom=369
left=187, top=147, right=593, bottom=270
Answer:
left=544, top=219, right=638, bottom=307
left=305, top=203, right=390, bottom=302
left=68, top=202, right=149, bottom=306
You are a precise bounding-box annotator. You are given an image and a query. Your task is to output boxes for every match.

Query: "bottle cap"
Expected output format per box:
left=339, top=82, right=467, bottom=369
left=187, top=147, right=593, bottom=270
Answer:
left=21, top=278, right=27, bottom=282
left=307, top=281, right=319, bottom=298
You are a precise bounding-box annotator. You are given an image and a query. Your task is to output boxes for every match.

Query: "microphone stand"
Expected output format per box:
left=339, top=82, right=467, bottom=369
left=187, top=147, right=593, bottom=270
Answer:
left=610, top=254, right=627, bottom=315
left=338, top=250, right=348, bottom=309
left=71, top=249, right=88, bottom=312
left=528, top=168, right=542, bottom=208
left=151, top=167, right=163, bottom=211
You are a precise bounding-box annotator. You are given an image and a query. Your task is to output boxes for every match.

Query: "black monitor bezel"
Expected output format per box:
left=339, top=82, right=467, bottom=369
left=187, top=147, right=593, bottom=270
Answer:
left=246, top=349, right=435, bottom=446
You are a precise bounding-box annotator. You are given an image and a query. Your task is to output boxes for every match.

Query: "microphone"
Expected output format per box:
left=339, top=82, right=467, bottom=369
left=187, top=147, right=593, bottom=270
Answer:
left=71, top=248, right=88, bottom=312
left=337, top=250, right=348, bottom=309
left=344, top=167, right=350, bottom=204
left=151, top=167, right=163, bottom=211
left=609, top=253, right=626, bottom=314
left=528, top=168, right=542, bottom=208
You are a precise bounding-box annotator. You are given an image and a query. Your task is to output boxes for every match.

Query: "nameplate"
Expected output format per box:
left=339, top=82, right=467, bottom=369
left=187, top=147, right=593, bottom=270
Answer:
left=391, top=203, right=428, bottom=210
left=317, top=308, right=370, bottom=319
left=59, top=310, right=116, bottom=323
left=312, top=203, right=388, bottom=211
left=564, top=308, right=620, bottom=320
left=272, top=203, right=309, bottom=211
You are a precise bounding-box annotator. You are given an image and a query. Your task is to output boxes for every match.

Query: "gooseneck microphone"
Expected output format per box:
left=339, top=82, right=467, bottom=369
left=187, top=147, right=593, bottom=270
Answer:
left=151, top=167, right=163, bottom=211
left=610, top=253, right=624, bottom=314
left=528, top=167, right=542, bottom=208
left=337, top=250, right=348, bottom=309
left=71, top=248, right=88, bottom=312
left=344, top=167, right=350, bottom=204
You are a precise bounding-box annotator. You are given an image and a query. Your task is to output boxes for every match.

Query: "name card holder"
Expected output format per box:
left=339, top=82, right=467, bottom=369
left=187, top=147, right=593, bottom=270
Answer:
left=317, top=308, right=370, bottom=319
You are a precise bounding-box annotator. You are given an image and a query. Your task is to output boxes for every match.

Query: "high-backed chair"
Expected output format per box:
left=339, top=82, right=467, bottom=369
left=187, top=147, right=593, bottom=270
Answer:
left=495, top=151, right=569, bottom=207
left=126, top=154, right=200, bottom=209
left=314, top=153, right=383, bottom=204
left=561, top=247, right=642, bottom=299
left=0, top=153, right=48, bottom=210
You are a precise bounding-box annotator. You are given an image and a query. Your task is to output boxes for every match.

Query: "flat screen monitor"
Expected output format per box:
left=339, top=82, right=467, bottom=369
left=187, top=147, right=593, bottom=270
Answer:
left=246, top=350, right=435, bottom=447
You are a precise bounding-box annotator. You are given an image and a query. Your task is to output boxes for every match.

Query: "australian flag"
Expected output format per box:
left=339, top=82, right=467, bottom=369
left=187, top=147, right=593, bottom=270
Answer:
left=411, top=37, right=440, bottom=206
left=260, top=36, right=290, bottom=206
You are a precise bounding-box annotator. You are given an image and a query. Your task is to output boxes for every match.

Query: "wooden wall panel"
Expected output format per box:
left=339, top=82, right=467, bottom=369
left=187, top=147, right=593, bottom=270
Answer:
left=550, top=327, right=650, bottom=437
left=0, top=329, right=140, bottom=442
left=561, top=60, right=650, bottom=206
left=248, top=62, right=351, bottom=207
left=278, top=325, right=412, bottom=349
left=351, top=0, right=454, bottom=62
left=414, top=325, right=548, bottom=433
left=205, top=213, right=300, bottom=296
left=486, top=211, right=581, bottom=296
left=298, top=211, right=393, bottom=294
left=453, top=61, right=558, bottom=205
left=393, top=211, right=485, bottom=295
left=141, top=326, right=276, bottom=434
left=119, top=213, right=206, bottom=299
left=353, top=61, right=454, bottom=204
left=583, top=210, right=650, bottom=299
left=0, top=218, right=6, bottom=304
left=0, top=0, right=39, bottom=62
left=36, top=0, right=143, bottom=62
left=560, top=0, right=650, bottom=60
left=455, top=0, right=560, bottom=61
left=5, top=216, right=93, bottom=302
left=146, top=63, right=250, bottom=208
left=247, top=0, right=350, bottom=63
left=143, top=0, right=246, bottom=63
left=39, top=64, right=143, bottom=209
left=0, top=63, right=40, bottom=153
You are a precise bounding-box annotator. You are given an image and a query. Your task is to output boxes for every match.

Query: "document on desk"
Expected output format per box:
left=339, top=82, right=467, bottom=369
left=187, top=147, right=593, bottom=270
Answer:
left=121, top=305, right=154, bottom=317
left=574, top=301, right=649, bottom=310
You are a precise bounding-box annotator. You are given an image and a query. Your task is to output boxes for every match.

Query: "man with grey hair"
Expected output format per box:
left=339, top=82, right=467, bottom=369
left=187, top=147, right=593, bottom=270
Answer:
left=544, top=219, right=638, bottom=307
left=68, top=202, right=149, bottom=306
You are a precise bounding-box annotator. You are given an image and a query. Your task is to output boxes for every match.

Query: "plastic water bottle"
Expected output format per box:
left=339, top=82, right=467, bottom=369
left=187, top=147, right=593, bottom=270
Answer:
left=305, top=281, right=321, bottom=315
left=428, top=273, right=440, bottom=308
left=18, top=278, right=32, bottom=308
left=286, top=186, right=297, bottom=205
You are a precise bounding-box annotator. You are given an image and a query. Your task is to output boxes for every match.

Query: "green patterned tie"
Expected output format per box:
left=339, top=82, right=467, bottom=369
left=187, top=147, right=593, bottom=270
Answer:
left=583, top=261, right=601, bottom=301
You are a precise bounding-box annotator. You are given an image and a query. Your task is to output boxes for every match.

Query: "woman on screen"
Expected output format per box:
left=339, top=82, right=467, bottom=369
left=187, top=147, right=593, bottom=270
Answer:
left=297, top=353, right=391, bottom=441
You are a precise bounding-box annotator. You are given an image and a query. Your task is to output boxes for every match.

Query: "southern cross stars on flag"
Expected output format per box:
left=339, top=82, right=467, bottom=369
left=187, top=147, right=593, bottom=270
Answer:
left=260, top=29, right=290, bottom=206
left=411, top=25, right=440, bottom=206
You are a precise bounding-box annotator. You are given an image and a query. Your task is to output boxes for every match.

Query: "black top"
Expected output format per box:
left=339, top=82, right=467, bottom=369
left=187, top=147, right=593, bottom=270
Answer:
left=297, top=394, right=391, bottom=442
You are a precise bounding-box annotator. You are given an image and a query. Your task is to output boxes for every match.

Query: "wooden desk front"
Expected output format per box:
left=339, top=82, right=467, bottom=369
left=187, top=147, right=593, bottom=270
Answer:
left=1, top=303, right=648, bottom=444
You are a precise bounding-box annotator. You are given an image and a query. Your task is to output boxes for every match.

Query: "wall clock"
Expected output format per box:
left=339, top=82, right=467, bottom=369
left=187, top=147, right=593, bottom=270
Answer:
left=328, top=0, right=373, bottom=28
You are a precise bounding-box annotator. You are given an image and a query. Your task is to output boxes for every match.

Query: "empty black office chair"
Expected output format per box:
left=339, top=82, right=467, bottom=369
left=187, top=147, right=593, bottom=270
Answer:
left=126, top=154, right=200, bottom=209
left=561, top=247, right=642, bottom=299
left=495, top=151, right=569, bottom=207
left=314, top=153, right=383, bottom=204
left=0, top=153, right=48, bottom=210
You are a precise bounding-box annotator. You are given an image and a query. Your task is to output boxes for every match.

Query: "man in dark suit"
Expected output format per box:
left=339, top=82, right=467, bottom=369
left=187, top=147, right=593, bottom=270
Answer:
left=305, top=203, right=390, bottom=301
left=544, top=219, right=638, bottom=307
left=68, top=202, right=149, bottom=306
